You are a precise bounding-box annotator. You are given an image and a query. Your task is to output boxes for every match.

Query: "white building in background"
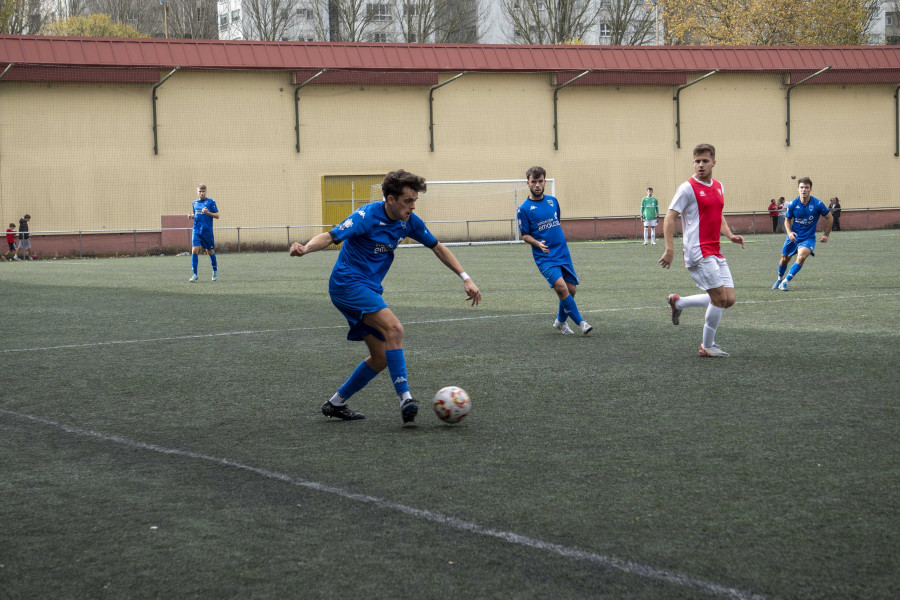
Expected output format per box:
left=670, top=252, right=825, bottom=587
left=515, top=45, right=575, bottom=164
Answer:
left=216, top=0, right=665, bottom=45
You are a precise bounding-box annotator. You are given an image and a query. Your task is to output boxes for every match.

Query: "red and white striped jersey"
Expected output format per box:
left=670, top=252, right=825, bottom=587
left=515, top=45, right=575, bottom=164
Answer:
left=668, top=176, right=725, bottom=267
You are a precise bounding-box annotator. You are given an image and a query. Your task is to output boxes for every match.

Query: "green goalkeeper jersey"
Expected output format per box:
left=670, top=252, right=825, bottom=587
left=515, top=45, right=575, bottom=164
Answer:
left=641, top=196, right=659, bottom=220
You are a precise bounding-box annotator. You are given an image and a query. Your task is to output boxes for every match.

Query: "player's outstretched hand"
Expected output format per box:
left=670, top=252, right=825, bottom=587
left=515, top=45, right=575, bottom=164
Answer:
left=658, top=248, right=673, bottom=269
left=463, top=279, right=482, bottom=307
left=289, top=242, right=306, bottom=257
left=819, top=234, right=829, bottom=243
left=730, top=234, right=745, bottom=248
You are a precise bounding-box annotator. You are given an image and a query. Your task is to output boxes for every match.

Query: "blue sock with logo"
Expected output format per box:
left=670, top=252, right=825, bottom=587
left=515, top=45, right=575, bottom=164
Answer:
left=557, top=301, right=567, bottom=323
left=191, top=254, right=198, bottom=275
left=337, top=360, right=380, bottom=401
left=210, top=253, right=217, bottom=271
left=385, top=349, right=410, bottom=397
left=777, top=263, right=786, bottom=279
left=561, top=295, right=583, bottom=324
left=786, top=263, right=802, bottom=281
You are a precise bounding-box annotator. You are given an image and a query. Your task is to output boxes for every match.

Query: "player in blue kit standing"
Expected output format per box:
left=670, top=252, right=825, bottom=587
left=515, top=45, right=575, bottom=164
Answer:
left=289, top=170, right=481, bottom=424
left=517, top=166, right=592, bottom=336
left=772, top=177, right=833, bottom=291
left=189, top=184, right=219, bottom=282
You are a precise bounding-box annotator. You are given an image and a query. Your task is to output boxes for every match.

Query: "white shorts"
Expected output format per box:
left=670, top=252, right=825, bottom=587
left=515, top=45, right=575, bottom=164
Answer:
left=643, top=220, right=658, bottom=227
left=687, top=256, right=734, bottom=291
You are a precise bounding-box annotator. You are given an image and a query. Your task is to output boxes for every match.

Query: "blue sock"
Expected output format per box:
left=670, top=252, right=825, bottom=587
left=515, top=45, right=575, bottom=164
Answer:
left=385, top=348, right=410, bottom=397
left=777, top=264, right=786, bottom=279
left=557, top=301, right=567, bottom=323
left=561, top=295, right=583, bottom=324
left=786, top=263, right=802, bottom=281
left=337, top=361, right=380, bottom=400
left=210, top=253, right=217, bottom=271
left=191, top=254, right=198, bottom=275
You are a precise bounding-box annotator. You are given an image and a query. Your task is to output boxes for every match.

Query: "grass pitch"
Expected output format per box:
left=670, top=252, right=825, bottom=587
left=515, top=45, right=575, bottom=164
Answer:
left=1, top=230, right=898, bottom=599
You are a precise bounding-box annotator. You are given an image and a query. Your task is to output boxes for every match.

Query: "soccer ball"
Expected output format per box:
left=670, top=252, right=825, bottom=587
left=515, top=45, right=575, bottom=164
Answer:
left=432, top=386, right=471, bottom=424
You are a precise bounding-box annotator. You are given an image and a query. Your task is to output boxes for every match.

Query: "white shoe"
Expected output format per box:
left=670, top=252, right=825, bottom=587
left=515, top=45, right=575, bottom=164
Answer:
left=553, top=319, right=574, bottom=334
left=778, top=280, right=789, bottom=291
left=189, top=274, right=198, bottom=282
left=579, top=321, right=593, bottom=335
left=699, top=344, right=730, bottom=357
left=651, top=241, right=657, bottom=245
left=642, top=242, right=648, bottom=246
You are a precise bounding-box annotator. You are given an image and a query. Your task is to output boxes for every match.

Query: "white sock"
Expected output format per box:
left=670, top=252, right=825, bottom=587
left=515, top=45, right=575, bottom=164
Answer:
left=651, top=230, right=656, bottom=242
left=643, top=229, right=648, bottom=243
left=329, top=392, right=346, bottom=406
left=678, top=294, right=711, bottom=310
left=399, top=391, right=412, bottom=404
left=702, top=304, right=724, bottom=348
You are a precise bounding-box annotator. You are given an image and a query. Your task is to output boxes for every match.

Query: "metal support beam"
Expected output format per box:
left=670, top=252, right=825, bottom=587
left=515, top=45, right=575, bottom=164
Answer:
left=554, top=70, right=593, bottom=150
left=294, top=69, right=327, bottom=153
left=674, top=70, right=718, bottom=149
left=0, top=63, right=14, bottom=81
left=429, top=72, right=467, bottom=152
left=786, top=66, right=831, bottom=147
left=895, top=83, right=900, bottom=157
left=152, top=67, right=180, bottom=156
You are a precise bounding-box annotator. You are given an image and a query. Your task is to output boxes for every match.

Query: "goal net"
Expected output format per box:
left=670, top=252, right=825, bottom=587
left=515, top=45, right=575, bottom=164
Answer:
left=369, top=179, right=555, bottom=245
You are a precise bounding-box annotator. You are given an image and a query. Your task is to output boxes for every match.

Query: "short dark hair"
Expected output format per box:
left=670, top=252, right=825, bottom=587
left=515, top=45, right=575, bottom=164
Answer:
left=526, top=166, right=546, bottom=181
left=23, top=214, right=30, bottom=220
left=648, top=187, right=653, bottom=192
left=779, top=197, right=785, bottom=201
left=382, top=170, right=427, bottom=200
left=692, top=143, right=715, bottom=158
left=798, top=177, right=812, bottom=187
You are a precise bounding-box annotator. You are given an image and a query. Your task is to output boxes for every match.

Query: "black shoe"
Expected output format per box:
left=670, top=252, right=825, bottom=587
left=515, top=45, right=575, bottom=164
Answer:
left=322, top=400, right=365, bottom=420
left=400, top=398, right=418, bottom=424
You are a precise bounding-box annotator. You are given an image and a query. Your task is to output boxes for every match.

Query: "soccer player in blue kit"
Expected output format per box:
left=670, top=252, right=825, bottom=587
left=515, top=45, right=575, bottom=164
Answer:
left=517, top=166, right=592, bottom=335
left=189, top=184, right=219, bottom=282
left=289, top=170, right=482, bottom=424
left=773, top=177, right=833, bottom=291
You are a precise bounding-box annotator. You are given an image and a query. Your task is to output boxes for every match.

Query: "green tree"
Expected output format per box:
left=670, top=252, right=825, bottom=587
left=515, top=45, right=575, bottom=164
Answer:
left=660, top=0, right=880, bottom=45
left=41, top=13, right=149, bottom=37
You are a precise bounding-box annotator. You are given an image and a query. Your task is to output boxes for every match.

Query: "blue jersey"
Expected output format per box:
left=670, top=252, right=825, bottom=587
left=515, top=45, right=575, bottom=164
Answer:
left=517, top=195, right=572, bottom=269
left=786, top=196, right=829, bottom=241
left=192, top=198, right=218, bottom=235
left=328, top=201, right=438, bottom=294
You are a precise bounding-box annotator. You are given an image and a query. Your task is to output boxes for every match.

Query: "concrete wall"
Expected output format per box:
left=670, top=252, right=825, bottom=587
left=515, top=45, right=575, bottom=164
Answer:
left=1, top=69, right=897, bottom=243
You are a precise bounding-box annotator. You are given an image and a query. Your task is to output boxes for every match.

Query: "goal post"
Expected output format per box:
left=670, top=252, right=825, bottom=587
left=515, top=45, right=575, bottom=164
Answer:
left=369, top=178, right=555, bottom=245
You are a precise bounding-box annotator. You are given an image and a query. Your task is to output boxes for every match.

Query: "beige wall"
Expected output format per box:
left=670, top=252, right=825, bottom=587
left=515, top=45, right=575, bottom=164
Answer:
left=1, top=69, right=897, bottom=237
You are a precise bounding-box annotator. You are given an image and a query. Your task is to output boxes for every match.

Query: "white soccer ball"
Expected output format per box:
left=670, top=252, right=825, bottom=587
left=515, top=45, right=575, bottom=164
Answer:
left=432, top=386, right=471, bottom=424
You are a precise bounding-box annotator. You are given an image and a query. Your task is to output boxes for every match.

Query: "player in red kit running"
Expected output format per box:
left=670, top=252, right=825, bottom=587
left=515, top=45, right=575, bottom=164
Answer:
left=658, top=144, right=745, bottom=357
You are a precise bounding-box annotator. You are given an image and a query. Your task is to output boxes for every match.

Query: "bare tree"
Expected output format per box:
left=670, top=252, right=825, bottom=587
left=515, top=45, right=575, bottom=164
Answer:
left=166, top=0, right=219, bottom=38
left=2, top=0, right=54, bottom=33
left=501, top=0, right=599, bottom=44
left=394, top=0, right=481, bottom=43
left=241, top=0, right=305, bottom=40
left=600, top=0, right=655, bottom=45
left=311, top=0, right=380, bottom=41
left=85, top=0, right=159, bottom=35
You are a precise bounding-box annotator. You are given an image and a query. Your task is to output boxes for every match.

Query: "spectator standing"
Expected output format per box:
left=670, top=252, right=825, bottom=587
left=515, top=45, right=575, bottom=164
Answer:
left=776, top=197, right=787, bottom=233
left=829, top=197, right=842, bottom=231
left=768, top=199, right=779, bottom=233
left=4, top=223, right=16, bottom=260
left=641, top=187, right=659, bottom=245
left=17, top=215, right=31, bottom=260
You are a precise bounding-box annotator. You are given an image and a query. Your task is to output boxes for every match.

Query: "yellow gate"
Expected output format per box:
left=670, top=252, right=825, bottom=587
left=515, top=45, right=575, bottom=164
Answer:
left=321, top=174, right=385, bottom=233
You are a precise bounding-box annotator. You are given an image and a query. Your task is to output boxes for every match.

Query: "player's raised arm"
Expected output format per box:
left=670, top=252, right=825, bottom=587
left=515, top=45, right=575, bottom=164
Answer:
left=290, top=231, right=335, bottom=257
left=430, top=242, right=481, bottom=306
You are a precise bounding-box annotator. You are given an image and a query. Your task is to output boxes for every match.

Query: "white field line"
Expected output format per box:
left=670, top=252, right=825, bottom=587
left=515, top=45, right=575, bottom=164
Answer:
left=4, top=292, right=899, bottom=354
left=0, top=407, right=772, bottom=600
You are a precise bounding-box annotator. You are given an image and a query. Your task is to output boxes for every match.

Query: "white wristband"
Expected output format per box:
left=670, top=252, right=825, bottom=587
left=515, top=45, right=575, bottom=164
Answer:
left=459, top=272, right=471, bottom=281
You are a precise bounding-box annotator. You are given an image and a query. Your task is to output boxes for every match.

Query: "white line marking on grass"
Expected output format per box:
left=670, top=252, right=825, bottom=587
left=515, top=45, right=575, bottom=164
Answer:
left=0, top=407, right=772, bottom=600
left=6, top=292, right=898, bottom=354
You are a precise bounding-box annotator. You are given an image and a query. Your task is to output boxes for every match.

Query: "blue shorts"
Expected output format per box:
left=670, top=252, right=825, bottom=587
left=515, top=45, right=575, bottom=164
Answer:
left=192, top=231, right=215, bottom=250
left=329, top=284, right=389, bottom=342
left=539, top=263, right=580, bottom=288
left=781, top=236, right=815, bottom=259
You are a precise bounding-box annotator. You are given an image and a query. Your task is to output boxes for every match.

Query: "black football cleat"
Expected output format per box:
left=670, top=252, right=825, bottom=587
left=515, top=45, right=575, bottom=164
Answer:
left=322, top=400, right=365, bottom=420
